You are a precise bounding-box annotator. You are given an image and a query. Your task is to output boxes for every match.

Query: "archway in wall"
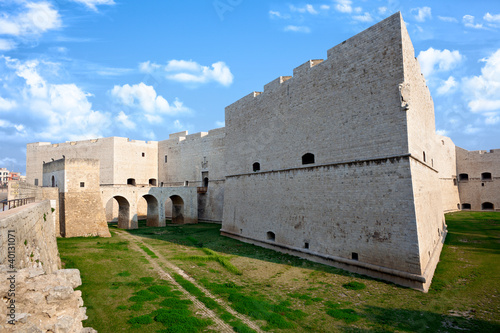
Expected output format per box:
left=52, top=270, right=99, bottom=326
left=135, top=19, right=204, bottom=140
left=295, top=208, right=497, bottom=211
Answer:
left=142, top=194, right=160, bottom=227
left=105, top=196, right=131, bottom=229
left=164, top=197, right=172, bottom=221
left=169, top=195, right=184, bottom=224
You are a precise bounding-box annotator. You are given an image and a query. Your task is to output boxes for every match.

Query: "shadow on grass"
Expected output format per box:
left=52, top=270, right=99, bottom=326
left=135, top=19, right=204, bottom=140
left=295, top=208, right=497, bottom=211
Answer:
left=115, top=220, right=404, bottom=288
left=357, top=305, right=500, bottom=333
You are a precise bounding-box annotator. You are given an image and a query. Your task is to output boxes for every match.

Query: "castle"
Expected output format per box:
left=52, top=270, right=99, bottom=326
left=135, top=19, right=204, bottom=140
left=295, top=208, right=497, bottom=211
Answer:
left=25, top=13, right=499, bottom=291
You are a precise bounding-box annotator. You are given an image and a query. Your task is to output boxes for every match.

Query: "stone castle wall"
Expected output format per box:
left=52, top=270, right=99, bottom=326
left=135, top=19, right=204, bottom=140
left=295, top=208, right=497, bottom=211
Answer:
left=456, top=147, right=500, bottom=211
left=27, top=137, right=158, bottom=186
left=222, top=13, right=438, bottom=290
left=0, top=201, right=60, bottom=273
left=158, top=128, right=226, bottom=222
left=43, top=159, right=110, bottom=238
left=0, top=201, right=94, bottom=332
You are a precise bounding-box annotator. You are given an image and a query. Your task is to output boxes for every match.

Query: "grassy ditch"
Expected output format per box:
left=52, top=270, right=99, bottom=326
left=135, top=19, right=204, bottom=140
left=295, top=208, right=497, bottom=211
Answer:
left=59, top=212, right=500, bottom=332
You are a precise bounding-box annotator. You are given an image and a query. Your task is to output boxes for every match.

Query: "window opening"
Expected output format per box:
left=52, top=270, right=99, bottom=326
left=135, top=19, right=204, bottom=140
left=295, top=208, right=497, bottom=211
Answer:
left=253, top=162, right=260, bottom=172
left=127, top=178, right=136, bottom=186
left=458, top=173, right=469, bottom=181
left=352, top=252, right=359, bottom=261
left=80, top=182, right=85, bottom=188
left=462, top=203, right=471, bottom=210
left=267, top=231, right=275, bottom=241
left=482, top=202, right=494, bottom=210
left=481, top=172, right=492, bottom=181
left=302, top=153, right=315, bottom=165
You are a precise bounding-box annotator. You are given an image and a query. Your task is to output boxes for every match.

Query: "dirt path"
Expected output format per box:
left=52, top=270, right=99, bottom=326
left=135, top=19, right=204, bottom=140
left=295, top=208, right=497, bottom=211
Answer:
left=116, top=230, right=263, bottom=333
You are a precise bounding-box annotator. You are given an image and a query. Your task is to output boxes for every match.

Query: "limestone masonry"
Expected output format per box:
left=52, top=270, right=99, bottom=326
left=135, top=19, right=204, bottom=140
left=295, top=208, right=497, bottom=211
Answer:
left=24, top=13, right=499, bottom=291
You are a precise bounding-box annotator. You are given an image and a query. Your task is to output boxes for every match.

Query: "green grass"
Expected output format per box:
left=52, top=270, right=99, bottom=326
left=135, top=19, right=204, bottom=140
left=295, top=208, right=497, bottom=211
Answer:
left=58, top=212, right=500, bottom=332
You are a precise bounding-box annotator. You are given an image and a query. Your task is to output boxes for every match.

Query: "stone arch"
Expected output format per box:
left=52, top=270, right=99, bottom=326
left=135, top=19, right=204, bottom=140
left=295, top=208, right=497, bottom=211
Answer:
left=105, top=196, right=131, bottom=229
left=142, top=194, right=160, bottom=227
left=169, top=195, right=184, bottom=224
left=482, top=202, right=494, bottom=210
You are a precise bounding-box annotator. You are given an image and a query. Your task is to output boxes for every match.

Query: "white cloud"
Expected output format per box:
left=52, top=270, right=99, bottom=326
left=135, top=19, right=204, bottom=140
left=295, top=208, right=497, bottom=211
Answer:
left=284, top=25, right=311, bottom=33
left=437, top=76, right=458, bottom=95
left=2, top=57, right=111, bottom=141
left=438, top=16, right=457, bottom=23
left=378, top=7, right=388, bottom=15
left=484, top=12, right=500, bottom=23
left=417, top=48, right=463, bottom=78
left=353, top=7, right=362, bottom=14
left=0, top=2, right=61, bottom=37
left=436, top=129, right=448, bottom=136
left=0, top=96, right=17, bottom=110
left=0, top=39, right=16, bottom=51
left=290, top=4, right=318, bottom=15
left=70, top=0, right=116, bottom=11
left=334, top=0, right=352, bottom=14
left=269, top=10, right=290, bottom=19
left=485, top=113, right=500, bottom=125
left=172, top=119, right=184, bottom=131
left=111, top=82, right=189, bottom=123
left=139, top=61, right=162, bottom=73
left=165, top=60, right=202, bottom=72
left=463, top=49, right=500, bottom=115
left=215, top=120, right=225, bottom=127
left=320, top=5, right=330, bottom=11
left=463, top=15, right=484, bottom=29
left=464, top=124, right=480, bottom=134
left=115, top=111, right=136, bottom=130
left=411, top=7, right=432, bottom=22
left=140, top=60, right=234, bottom=87
left=353, top=12, right=373, bottom=22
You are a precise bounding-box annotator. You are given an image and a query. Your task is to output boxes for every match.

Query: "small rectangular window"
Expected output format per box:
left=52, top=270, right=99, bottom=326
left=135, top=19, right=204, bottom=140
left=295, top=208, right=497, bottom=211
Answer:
left=352, top=252, right=358, bottom=261
left=142, top=152, right=145, bottom=157
left=34, top=179, right=38, bottom=186
left=80, top=182, right=85, bottom=188
left=164, top=155, right=168, bottom=163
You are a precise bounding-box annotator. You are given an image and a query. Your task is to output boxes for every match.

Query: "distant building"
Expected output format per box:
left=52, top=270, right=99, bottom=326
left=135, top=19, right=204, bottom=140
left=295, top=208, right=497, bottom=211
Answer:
left=1, top=168, right=9, bottom=185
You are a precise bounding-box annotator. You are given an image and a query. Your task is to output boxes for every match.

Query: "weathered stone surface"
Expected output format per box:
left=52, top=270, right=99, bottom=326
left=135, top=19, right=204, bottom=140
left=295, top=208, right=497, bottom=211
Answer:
left=0, top=266, right=96, bottom=333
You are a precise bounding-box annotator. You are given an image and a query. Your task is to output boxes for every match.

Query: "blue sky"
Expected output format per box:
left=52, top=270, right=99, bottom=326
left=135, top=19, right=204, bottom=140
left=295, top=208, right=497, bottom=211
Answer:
left=0, top=0, right=499, bottom=175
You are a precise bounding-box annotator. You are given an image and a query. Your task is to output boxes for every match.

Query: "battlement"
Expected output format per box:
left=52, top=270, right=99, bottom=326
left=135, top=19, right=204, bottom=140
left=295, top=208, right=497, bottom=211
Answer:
left=169, top=131, right=188, bottom=140
left=186, top=132, right=208, bottom=141
left=474, top=149, right=497, bottom=154
left=226, top=12, right=403, bottom=113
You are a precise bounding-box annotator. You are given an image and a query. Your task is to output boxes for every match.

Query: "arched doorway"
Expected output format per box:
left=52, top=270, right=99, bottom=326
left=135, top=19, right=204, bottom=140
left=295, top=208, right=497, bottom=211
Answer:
left=105, top=196, right=131, bottom=229
left=168, top=195, right=184, bottom=224
left=142, top=194, right=160, bottom=227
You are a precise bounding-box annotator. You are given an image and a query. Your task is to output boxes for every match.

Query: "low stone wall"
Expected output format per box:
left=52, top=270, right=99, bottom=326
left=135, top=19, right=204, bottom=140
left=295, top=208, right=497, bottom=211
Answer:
left=0, top=201, right=96, bottom=332
left=0, top=266, right=96, bottom=332
left=0, top=201, right=60, bottom=273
